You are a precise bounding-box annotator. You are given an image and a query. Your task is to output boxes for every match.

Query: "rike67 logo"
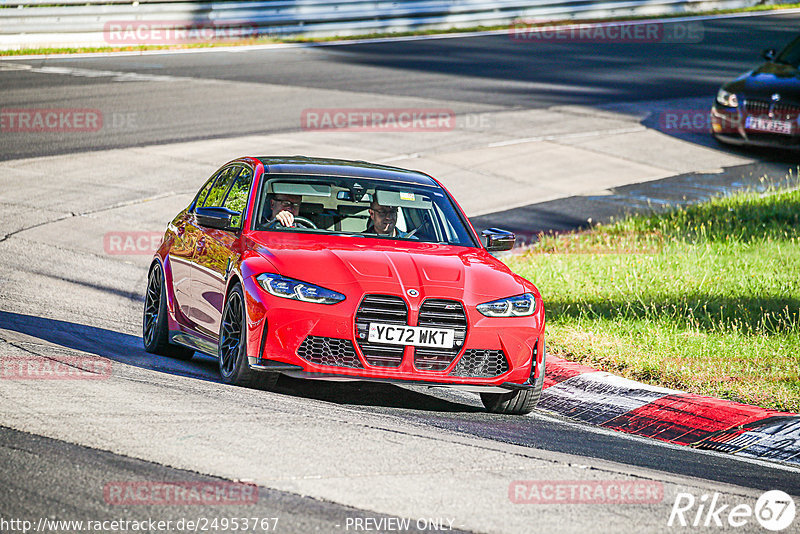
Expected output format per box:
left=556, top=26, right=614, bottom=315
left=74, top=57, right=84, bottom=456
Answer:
left=668, top=490, right=796, bottom=531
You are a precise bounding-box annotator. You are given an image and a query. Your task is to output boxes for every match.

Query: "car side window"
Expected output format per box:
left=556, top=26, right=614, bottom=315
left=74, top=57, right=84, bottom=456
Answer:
left=198, top=166, right=239, bottom=209
left=222, top=166, right=253, bottom=229
left=194, top=175, right=217, bottom=209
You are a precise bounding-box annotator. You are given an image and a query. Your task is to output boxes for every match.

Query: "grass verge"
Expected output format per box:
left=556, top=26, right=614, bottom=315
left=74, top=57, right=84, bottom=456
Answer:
left=2, top=3, right=799, bottom=56
left=505, top=185, right=800, bottom=412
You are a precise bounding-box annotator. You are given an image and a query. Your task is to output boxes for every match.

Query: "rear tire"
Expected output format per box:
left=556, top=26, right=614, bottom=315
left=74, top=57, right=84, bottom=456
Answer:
left=142, top=262, right=195, bottom=361
left=218, top=283, right=279, bottom=390
left=481, top=341, right=546, bottom=415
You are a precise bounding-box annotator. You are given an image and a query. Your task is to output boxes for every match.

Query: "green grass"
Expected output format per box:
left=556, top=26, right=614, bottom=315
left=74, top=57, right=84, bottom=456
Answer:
left=505, top=185, right=800, bottom=412
left=3, top=2, right=800, bottom=56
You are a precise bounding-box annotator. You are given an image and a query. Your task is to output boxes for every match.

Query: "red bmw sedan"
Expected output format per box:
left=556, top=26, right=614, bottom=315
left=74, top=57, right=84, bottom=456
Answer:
left=144, top=156, right=545, bottom=414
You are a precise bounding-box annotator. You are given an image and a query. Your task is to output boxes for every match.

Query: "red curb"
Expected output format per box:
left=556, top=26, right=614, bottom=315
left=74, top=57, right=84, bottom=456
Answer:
left=542, top=356, right=800, bottom=466
left=542, top=355, right=598, bottom=389
left=602, top=393, right=792, bottom=446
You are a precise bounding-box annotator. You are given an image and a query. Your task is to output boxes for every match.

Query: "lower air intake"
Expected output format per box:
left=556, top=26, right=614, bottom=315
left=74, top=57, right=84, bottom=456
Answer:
left=297, top=336, right=363, bottom=369
left=450, top=349, right=509, bottom=378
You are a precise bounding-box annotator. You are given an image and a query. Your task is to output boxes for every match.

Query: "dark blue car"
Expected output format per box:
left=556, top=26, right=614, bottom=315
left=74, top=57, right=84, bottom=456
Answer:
left=711, top=34, right=800, bottom=149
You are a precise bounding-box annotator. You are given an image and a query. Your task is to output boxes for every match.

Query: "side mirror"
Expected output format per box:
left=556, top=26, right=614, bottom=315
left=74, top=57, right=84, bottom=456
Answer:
left=763, top=48, right=776, bottom=61
left=482, top=228, right=516, bottom=252
left=196, top=206, right=240, bottom=231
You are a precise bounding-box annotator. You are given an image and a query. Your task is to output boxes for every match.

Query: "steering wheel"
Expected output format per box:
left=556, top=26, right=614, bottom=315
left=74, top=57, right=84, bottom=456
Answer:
left=265, top=216, right=318, bottom=229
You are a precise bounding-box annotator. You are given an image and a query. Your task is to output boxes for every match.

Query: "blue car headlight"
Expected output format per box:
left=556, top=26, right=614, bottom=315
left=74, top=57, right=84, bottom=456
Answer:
left=477, top=293, right=536, bottom=317
left=256, top=273, right=345, bottom=304
left=716, top=88, right=738, bottom=108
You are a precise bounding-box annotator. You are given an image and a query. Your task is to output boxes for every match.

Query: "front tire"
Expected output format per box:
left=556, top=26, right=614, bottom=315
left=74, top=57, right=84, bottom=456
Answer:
left=481, top=342, right=546, bottom=415
left=218, top=283, right=279, bottom=390
left=143, top=262, right=194, bottom=360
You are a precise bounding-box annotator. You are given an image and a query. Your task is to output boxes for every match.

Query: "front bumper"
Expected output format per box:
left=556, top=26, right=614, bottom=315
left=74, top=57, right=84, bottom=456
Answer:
left=242, top=276, right=545, bottom=388
left=711, top=104, right=800, bottom=149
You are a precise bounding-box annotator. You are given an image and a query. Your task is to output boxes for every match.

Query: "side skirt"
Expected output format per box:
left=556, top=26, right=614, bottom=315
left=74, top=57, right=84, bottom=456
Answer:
left=169, top=331, right=218, bottom=358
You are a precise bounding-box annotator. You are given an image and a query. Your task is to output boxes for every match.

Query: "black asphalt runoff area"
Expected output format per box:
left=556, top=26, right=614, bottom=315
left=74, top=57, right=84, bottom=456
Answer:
left=1, top=13, right=800, bottom=159
left=0, top=425, right=447, bottom=533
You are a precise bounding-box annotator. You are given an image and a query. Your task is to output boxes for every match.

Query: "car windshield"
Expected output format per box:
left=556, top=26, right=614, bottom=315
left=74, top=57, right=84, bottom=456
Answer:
left=253, top=175, right=478, bottom=247
left=775, top=36, right=800, bottom=67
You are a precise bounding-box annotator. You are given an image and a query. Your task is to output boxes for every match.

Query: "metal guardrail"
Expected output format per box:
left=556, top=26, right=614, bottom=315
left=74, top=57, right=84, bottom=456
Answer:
left=0, top=0, right=773, bottom=49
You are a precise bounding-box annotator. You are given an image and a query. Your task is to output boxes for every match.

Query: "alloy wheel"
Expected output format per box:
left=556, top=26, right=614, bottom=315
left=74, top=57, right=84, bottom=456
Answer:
left=143, top=265, right=162, bottom=347
left=219, top=291, right=243, bottom=376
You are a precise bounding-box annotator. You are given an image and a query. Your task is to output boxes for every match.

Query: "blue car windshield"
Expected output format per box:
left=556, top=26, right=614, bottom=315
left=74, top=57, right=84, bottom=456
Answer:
left=253, top=175, right=478, bottom=247
left=776, top=36, right=800, bottom=67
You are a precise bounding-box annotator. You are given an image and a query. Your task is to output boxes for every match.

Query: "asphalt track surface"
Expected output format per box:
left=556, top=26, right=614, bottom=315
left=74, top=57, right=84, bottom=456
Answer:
left=1, top=12, right=800, bottom=159
left=2, top=11, right=800, bottom=534
left=0, top=426, right=441, bottom=534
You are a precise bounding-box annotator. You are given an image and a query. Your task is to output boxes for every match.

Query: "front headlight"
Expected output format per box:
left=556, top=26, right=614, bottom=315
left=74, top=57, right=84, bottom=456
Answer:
left=256, top=273, right=345, bottom=304
left=477, top=293, right=536, bottom=317
left=716, top=88, right=738, bottom=108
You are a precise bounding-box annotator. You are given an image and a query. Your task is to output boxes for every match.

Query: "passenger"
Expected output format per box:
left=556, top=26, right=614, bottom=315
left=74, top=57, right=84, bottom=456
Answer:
left=368, top=199, right=411, bottom=238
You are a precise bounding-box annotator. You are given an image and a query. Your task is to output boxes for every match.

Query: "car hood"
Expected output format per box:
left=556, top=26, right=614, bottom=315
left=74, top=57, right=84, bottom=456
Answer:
left=725, top=62, right=800, bottom=102
left=246, top=232, right=529, bottom=301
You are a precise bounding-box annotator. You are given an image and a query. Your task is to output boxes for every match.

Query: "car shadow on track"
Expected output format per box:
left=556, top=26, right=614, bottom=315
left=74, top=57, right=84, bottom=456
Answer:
left=0, top=310, right=220, bottom=382
left=0, top=310, right=481, bottom=413
left=271, top=376, right=484, bottom=413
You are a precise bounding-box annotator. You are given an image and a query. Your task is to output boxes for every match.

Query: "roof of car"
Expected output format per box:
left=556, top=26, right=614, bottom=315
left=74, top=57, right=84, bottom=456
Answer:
left=255, top=156, right=439, bottom=186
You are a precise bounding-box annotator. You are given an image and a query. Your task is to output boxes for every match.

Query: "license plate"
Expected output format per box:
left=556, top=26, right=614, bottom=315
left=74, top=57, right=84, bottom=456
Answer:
left=367, top=323, right=455, bottom=348
left=745, top=116, right=793, bottom=135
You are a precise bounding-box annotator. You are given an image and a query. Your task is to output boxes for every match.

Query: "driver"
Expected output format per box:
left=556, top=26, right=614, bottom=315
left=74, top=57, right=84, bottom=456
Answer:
left=269, top=194, right=302, bottom=227
left=368, top=199, right=411, bottom=238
